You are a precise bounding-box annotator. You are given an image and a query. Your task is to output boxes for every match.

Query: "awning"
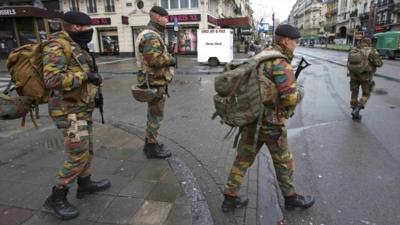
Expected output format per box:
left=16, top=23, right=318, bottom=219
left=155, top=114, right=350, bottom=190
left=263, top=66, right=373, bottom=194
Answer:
left=0, top=6, right=62, bottom=18
left=219, top=17, right=251, bottom=28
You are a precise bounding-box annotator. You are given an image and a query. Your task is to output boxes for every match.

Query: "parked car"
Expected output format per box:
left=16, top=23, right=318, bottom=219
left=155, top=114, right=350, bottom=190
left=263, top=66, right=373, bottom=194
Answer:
left=373, top=31, right=400, bottom=60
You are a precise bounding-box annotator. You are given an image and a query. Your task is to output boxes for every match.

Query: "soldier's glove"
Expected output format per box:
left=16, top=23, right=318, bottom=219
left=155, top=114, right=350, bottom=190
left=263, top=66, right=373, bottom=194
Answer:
left=87, top=72, right=103, bottom=86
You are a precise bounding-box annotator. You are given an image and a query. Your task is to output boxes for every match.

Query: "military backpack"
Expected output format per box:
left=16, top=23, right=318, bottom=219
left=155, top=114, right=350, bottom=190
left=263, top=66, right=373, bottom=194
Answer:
left=5, top=39, right=72, bottom=126
left=347, top=47, right=372, bottom=74
left=213, top=49, right=287, bottom=128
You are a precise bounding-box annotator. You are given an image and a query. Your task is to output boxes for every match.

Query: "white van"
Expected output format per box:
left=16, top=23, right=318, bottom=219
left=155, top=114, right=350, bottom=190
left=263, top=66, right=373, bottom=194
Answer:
left=197, top=29, right=233, bottom=66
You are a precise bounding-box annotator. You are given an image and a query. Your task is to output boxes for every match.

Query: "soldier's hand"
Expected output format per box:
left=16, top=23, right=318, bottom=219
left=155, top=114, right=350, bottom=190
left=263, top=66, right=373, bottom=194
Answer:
left=87, top=72, right=103, bottom=85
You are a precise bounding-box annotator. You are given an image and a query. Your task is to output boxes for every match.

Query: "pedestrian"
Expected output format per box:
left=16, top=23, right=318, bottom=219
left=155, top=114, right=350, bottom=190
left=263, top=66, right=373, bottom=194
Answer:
left=347, top=37, right=383, bottom=120
left=221, top=24, right=315, bottom=212
left=134, top=6, right=175, bottom=158
left=42, top=11, right=111, bottom=220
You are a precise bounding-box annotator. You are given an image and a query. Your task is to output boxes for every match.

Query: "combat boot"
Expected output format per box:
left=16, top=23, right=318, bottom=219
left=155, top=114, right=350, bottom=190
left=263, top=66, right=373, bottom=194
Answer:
left=284, top=194, right=315, bottom=210
left=77, top=175, right=111, bottom=199
left=143, top=142, right=172, bottom=158
left=351, top=105, right=362, bottom=121
left=44, top=186, right=79, bottom=220
left=221, top=194, right=249, bottom=213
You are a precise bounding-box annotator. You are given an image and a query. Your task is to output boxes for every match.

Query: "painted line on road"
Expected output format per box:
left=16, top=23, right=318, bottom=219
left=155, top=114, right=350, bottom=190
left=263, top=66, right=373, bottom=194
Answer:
left=297, top=51, right=400, bottom=83
left=97, top=58, right=134, bottom=65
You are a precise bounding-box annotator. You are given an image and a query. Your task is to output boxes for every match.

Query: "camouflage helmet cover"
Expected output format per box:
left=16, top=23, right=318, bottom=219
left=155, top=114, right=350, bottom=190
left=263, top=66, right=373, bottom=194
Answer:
left=0, top=93, right=33, bottom=120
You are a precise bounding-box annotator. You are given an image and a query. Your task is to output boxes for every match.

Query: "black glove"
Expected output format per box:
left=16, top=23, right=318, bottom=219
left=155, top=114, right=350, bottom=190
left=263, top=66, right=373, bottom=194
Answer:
left=87, top=72, right=103, bottom=85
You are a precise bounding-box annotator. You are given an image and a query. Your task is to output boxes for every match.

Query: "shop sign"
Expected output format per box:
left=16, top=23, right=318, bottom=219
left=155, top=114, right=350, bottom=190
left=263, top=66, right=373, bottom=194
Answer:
left=122, top=16, right=129, bottom=25
left=207, top=15, right=219, bottom=25
left=168, top=14, right=200, bottom=23
left=91, top=18, right=111, bottom=26
left=0, top=9, right=16, bottom=16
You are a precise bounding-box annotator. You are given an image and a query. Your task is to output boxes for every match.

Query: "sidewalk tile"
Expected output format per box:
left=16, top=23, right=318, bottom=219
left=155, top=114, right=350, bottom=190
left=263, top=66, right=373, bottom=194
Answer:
left=244, top=208, right=257, bottom=225
left=129, top=200, right=172, bottom=225
left=91, top=158, right=124, bottom=175
left=146, top=183, right=184, bottom=203
left=135, top=161, right=170, bottom=182
left=12, top=185, right=49, bottom=210
left=0, top=207, right=33, bottom=225
left=163, top=202, right=192, bottom=225
left=112, top=161, right=146, bottom=178
left=94, top=175, right=131, bottom=196
left=21, top=212, right=60, bottom=225
left=68, top=195, right=114, bottom=221
left=97, top=197, right=143, bottom=224
left=119, top=180, right=157, bottom=198
left=59, top=219, right=95, bottom=225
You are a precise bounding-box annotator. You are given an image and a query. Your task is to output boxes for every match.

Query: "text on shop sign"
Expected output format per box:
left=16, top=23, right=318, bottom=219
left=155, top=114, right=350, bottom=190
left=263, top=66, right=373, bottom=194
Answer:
left=0, top=9, right=16, bottom=16
left=168, top=14, right=201, bottom=23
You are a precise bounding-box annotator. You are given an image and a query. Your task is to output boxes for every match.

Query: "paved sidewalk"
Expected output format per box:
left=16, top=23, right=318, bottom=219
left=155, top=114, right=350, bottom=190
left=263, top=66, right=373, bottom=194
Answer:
left=0, top=117, right=197, bottom=225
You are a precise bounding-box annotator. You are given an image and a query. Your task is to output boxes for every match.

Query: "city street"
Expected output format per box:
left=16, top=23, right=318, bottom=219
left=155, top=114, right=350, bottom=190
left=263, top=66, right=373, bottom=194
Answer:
left=1, top=47, right=400, bottom=225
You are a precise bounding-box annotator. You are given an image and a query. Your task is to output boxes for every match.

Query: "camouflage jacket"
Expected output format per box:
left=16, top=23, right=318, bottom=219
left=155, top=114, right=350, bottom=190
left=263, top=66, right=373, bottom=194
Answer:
left=262, top=44, right=302, bottom=125
left=42, top=31, right=98, bottom=117
left=135, top=22, right=174, bottom=87
left=348, top=46, right=383, bottom=81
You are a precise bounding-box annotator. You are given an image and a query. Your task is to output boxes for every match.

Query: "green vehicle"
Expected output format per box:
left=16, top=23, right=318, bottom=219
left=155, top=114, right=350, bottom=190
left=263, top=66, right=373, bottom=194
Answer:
left=373, top=31, right=400, bottom=60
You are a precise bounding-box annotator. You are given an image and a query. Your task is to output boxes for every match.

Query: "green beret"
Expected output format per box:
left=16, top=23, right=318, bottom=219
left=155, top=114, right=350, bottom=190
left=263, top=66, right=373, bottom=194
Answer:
left=63, top=11, right=92, bottom=26
left=150, top=6, right=168, bottom=16
left=275, top=24, right=301, bottom=39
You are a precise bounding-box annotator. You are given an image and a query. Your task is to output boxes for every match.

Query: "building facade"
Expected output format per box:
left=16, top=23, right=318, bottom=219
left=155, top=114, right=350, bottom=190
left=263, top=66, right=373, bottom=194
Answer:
left=62, top=0, right=252, bottom=56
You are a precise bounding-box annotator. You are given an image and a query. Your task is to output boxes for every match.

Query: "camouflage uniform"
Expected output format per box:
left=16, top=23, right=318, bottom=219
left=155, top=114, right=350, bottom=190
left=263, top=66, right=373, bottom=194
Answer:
left=43, top=31, right=98, bottom=188
left=348, top=44, right=383, bottom=108
left=224, top=44, right=303, bottom=197
left=135, top=23, right=174, bottom=144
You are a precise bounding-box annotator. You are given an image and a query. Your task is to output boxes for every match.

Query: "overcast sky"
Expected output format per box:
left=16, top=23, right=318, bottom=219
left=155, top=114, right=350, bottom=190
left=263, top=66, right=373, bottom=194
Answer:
left=250, top=0, right=297, bottom=24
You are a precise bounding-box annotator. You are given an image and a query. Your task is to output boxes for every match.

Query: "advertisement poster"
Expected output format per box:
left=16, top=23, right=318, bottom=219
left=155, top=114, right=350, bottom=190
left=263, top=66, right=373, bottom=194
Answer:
left=178, top=28, right=197, bottom=53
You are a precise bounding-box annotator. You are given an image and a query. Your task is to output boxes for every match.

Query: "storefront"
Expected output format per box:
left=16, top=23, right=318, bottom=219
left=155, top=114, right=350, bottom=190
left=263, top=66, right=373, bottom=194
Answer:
left=0, top=6, right=62, bottom=58
left=166, top=14, right=201, bottom=55
left=91, top=18, right=120, bottom=55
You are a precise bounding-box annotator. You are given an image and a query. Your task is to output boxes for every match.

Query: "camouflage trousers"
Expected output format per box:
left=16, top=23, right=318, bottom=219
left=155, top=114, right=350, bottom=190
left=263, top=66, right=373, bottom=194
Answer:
left=52, top=112, right=93, bottom=188
left=146, top=87, right=166, bottom=144
left=350, top=78, right=375, bottom=108
left=224, top=123, right=295, bottom=197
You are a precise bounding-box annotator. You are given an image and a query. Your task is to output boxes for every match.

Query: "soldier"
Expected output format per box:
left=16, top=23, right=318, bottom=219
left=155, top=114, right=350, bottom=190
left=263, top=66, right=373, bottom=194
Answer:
left=348, top=37, right=383, bottom=120
left=42, top=11, right=111, bottom=220
left=222, top=24, right=315, bottom=212
left=135, top=6, right=175, bottom=158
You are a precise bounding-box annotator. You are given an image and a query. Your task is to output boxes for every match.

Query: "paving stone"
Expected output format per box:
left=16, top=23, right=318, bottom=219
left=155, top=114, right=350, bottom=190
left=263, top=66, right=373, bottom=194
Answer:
left=96, top=147, right=139, bottom=161
left=146, top=183, right=184, bottom=203
left=112, top=161, right=146, bottom=178
left=129, top=200, right=172, bottom=225
left=247, top=193, right=258, bottom=210
left=245, top=208, right=257, bottom=225
left=21, top=211, right=61, bottom=225
left=0, top=207, right=34, bottom=225
left=97, top=197, right=143, bottom=224
left=12, top=185, right=49, bottom=210
left=68, top=195, right=114, bottom=221
left=159, top=169, right=179, bottom=184
left=59, top=219, right=95, bottom=225
left=30, top=152, right=64, bottom=169
left=163, top=202, right=192, bottom=225
left=135, top=161, right=170, bottom=182
left=119, top=180, right=157, bottom=198
left=94, top=175, right=131, bottom=196
left=91, top=158, right=124, bottom=176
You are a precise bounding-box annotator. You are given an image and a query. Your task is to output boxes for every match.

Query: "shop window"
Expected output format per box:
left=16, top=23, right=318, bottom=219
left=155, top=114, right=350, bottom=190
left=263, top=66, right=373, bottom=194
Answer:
left=98, top=29, right=119, bottom=55
left=87, top=0, right=97, bottom=13
left=104, top=0, right=115, bottom=12
left=69, top=0, right=79, bottom=12
left=17, top=18, right=36, bottom=45
left=0, top=18, right=17, bottom=56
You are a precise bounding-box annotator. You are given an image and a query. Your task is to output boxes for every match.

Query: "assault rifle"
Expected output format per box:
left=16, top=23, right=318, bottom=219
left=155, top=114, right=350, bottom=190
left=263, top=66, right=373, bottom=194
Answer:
left=294, top=57, right=311, bottom=79
left=89, top=52, right=105, bottom=124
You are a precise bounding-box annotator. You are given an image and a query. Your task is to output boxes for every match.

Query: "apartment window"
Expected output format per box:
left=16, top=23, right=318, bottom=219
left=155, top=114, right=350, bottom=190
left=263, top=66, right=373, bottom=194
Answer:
left=161, top=0, right=199, bottom=9
left=87, top=0, right=97, bottom=13
left=104, top=0, right=115, bottom=12
left=69, top=0, right=79, bottom=11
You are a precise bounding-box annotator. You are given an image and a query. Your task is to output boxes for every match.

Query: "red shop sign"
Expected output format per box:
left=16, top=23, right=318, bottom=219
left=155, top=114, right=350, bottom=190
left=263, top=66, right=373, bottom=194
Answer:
left=91, top=18, right=111, bottom=25
left=168, top=14, right=201, bottom=23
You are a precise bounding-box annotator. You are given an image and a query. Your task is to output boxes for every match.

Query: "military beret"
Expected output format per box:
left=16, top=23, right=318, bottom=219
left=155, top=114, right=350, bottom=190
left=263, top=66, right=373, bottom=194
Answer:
left=150, top=6, right=168, bottom=16
left=63, top=11, right=92, bottom=26
left=275, top=24, right=301, bottom=39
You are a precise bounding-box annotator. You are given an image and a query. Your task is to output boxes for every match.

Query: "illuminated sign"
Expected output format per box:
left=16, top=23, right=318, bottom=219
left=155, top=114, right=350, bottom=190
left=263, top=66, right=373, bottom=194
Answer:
left=168, top=14, right=200, bottom=23
left=91, top=18, right=111, bottom=25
